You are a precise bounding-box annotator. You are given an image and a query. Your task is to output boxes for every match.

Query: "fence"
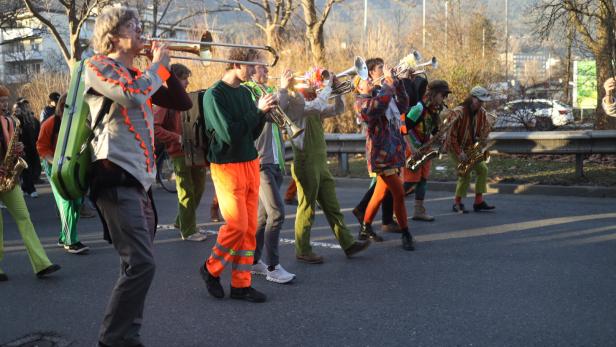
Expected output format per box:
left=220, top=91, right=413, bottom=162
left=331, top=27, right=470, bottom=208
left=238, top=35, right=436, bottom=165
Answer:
left=285, top=131, right=616, bottom=177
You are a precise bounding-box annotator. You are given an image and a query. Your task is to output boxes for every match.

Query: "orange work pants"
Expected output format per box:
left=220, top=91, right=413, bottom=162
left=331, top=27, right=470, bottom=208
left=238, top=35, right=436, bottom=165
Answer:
left=364, top=173, right=408, bottom=228
left=206, top=159, right=260, bottom=288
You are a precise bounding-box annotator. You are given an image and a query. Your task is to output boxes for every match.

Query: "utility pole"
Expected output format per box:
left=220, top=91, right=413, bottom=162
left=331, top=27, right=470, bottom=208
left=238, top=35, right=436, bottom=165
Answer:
left=505, top=0, right=509, bottom=89
left=361, top=0, right=368, bottom=49
left=423, top=0, right=426, bottom=49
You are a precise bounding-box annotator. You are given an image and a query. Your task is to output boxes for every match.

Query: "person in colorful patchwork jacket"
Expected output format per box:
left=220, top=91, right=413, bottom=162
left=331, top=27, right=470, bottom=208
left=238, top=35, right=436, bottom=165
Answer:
left=86, top=7, right=192, bottom=346
left=443, top=86, right=495, bottom=214
left=404, top=80, right=451, bottom=222
left=354, top=64, right=415, bottom=251
left=282, top=67, right=370, bottom=264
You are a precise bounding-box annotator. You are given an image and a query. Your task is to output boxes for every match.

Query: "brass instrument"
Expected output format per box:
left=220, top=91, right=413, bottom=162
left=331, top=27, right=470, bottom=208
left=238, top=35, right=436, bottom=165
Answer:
left=405, top=109, right=456, bottom=171
left=0, top=116, right=28, bottom=193
left=252, top=83, right=304, bottom=139
left=375, top=51, right=438, bottom=84
left=456, top=140, right=494, bottom=176
left=142, top=34, right=279, bottom=66
left=456, top=112, right=497, bottom=176
left=327, top=56, right=369, bottom=98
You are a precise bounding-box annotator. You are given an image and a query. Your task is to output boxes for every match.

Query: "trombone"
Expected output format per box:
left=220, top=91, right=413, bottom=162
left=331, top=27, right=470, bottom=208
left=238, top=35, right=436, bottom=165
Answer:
left=142, top=35, right=279, bottom=67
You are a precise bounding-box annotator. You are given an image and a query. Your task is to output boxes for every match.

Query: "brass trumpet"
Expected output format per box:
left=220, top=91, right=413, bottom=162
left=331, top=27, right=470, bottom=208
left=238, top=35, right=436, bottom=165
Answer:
left=142, top=34, right=279, bottom=66
left=251, top=83, right=304, bottom=139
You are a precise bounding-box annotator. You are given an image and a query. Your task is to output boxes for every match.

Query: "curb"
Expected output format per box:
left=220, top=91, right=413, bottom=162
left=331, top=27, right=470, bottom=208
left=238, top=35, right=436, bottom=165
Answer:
left=283, top=177, right=616, bottom=198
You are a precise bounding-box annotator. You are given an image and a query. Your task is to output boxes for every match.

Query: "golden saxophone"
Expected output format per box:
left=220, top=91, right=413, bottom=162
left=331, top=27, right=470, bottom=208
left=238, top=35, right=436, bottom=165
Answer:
left=456, top=112, right=497, bottom=176
left=0, top=116, right=28, bottom=193
left=406, top=106, right=458, bottom=172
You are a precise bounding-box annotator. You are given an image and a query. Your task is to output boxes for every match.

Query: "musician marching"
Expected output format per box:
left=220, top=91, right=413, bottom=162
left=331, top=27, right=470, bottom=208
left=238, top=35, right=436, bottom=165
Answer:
left=444, top=86, right=495, bottom=214
left=354, top=63, right=415, bottom=251
left=86, top=6, right=193, bottom=345
left=0, top=84, right=61, bottom=282
left=154, top=63, right=209, bottom=242
left=242, top=66, right=296, bottom=284
left=283, top=67, right=370, bottom=264
left=404, top=80, right=452, bottom=222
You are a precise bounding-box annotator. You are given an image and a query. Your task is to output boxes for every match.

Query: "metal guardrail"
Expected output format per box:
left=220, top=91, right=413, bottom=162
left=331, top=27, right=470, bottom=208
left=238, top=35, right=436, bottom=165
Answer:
left=285, top=130, right=616, bottom=177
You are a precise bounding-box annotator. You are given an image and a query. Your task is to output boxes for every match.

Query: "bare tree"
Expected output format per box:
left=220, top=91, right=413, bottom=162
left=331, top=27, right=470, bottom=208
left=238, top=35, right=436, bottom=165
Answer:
left=533, top=0, right=616, bottom=129
left=220, top=0, right=296, bottom=49
left=21, top=0, right=114, bottom=67
left=301, top=0, right=344, bottom=66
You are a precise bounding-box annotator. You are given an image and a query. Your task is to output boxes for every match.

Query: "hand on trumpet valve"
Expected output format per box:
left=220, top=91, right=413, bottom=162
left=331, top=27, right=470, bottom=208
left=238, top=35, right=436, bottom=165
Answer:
left=280, top=69, right=294, bottom=90
left=151, top=41, right=170, bottom=68
left=258, top=93, right=277, bottom=114
left=383, top=64, right=394, bottom=83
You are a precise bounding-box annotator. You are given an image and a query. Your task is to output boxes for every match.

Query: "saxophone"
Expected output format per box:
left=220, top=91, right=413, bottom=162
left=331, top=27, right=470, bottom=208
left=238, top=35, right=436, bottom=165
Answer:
left=456, top=111, right=497, bottom=176
left=405, top=106, right=458, bottom=172
left=0, top=116, right=28, bottom=193
left=456, top=140, right=493, bottom=176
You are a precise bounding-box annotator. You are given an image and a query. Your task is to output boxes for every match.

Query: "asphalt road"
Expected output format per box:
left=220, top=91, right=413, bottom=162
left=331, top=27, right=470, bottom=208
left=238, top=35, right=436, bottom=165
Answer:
left=1, top=179, right=615, bottom=346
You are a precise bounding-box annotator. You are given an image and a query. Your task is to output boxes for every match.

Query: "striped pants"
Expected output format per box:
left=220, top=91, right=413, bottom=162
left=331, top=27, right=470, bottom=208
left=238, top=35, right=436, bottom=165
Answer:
left=206, top=159, right=260, bottom=288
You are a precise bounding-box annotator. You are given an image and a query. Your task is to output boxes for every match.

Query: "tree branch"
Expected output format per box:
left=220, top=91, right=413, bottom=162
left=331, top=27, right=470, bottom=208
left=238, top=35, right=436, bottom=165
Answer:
left=22, top=0, right=70, bottom=63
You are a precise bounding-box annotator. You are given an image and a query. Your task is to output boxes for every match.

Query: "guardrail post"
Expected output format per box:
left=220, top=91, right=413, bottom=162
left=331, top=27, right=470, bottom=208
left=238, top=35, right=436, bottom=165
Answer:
left=338, top=153, right=349, bottom=176
left=575, top=154, right=584, bottom=178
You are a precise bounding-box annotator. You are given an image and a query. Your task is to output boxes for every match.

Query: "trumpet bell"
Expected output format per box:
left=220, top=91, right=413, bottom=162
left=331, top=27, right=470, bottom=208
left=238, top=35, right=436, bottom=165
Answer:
left=335, top=56, right=368, bottom=81
left=288, top=124, right=305, bottom=139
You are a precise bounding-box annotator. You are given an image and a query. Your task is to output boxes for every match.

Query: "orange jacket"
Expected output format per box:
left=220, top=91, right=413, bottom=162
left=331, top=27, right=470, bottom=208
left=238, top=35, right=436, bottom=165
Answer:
left=36, top=115, right=58, bottom=159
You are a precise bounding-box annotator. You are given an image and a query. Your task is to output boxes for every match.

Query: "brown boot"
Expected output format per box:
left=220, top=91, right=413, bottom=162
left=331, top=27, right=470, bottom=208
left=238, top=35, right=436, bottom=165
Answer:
left=412, top=200, right=434, bottom=222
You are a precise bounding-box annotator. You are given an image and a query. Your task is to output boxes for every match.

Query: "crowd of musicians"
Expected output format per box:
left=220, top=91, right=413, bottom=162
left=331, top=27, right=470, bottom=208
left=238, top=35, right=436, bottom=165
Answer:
left=1, top=6, right=615, bottom=347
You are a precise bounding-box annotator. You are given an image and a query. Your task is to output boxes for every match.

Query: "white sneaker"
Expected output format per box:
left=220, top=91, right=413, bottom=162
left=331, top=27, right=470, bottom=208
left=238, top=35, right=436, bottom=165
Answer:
left=30, top=191, right=38, bottom=198
left=266, top=264, right=295, bottom=284
left=183, top=232, right=208, bottom=242
left=251, top=260, right=268, bottom=276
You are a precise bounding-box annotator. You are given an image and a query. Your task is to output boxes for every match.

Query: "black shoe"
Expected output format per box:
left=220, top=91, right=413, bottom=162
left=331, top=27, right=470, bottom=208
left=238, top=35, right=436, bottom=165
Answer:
left=473, top=201, right=495, bottom=212
left=64, top=242, right=90, bottom=254
left=358, top=222, right=384, bottom=242
left=36, top=264, right=61, bottom=278
left=352, top=207, right=364, bottom=224
left=199, top=265, right=224, bottom=298
left=0, top=273, right=7, bottom=281
left=401, top=229, right=415, bottom=251
left=452, top=203, right=469, bottom=214
left=230, top=286, right=267, bottom=303
left=344, top=240, right=371, bottom=258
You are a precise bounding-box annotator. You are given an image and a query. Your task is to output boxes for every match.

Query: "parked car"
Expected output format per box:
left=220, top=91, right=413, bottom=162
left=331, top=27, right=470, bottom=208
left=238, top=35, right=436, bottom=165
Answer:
left=494, top=99, right=574, bottom=130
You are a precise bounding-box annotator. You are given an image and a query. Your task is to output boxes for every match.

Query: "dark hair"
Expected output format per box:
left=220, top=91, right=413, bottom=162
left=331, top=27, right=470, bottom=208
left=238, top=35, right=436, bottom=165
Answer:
left=365, top=58, right=384, bottom=72
left=49, top=92, right=60, bottom=103
left=170, top=63, right=191, bottom=80
left=46, top=93, right=68, bottom=148
left=225, top=48, right=260, bottom=70
left=459, top=95, right=474, bottom=112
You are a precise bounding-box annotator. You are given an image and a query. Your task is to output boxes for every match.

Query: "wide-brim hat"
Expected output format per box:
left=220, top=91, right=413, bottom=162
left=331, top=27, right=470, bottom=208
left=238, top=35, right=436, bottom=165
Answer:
left=427, top=80, right=451, bottom=95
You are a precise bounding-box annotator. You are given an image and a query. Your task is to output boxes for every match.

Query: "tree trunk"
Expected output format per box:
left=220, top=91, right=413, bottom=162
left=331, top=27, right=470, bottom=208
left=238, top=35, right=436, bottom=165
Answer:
left=301, top=0, right=327, bottom=67
left=265, top=24, right=281, bottom=49
left=307, top=25, right=326, bottom=66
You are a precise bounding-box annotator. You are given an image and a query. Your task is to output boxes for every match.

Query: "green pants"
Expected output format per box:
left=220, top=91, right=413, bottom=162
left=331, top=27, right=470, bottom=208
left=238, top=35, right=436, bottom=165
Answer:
left=173, top=157, right=206, bottom=238
left=43, top=161, right=83, bottom=245
left=0, top=185, right=53, bottom=274
left=449, top=152, right=488, bottom=198
left=292, top=153, right=354, bottom=255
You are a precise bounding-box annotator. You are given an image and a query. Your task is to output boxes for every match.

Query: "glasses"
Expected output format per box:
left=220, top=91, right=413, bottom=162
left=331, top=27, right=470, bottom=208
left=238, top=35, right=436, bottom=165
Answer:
left=123, top=20, right=143, bottom=34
